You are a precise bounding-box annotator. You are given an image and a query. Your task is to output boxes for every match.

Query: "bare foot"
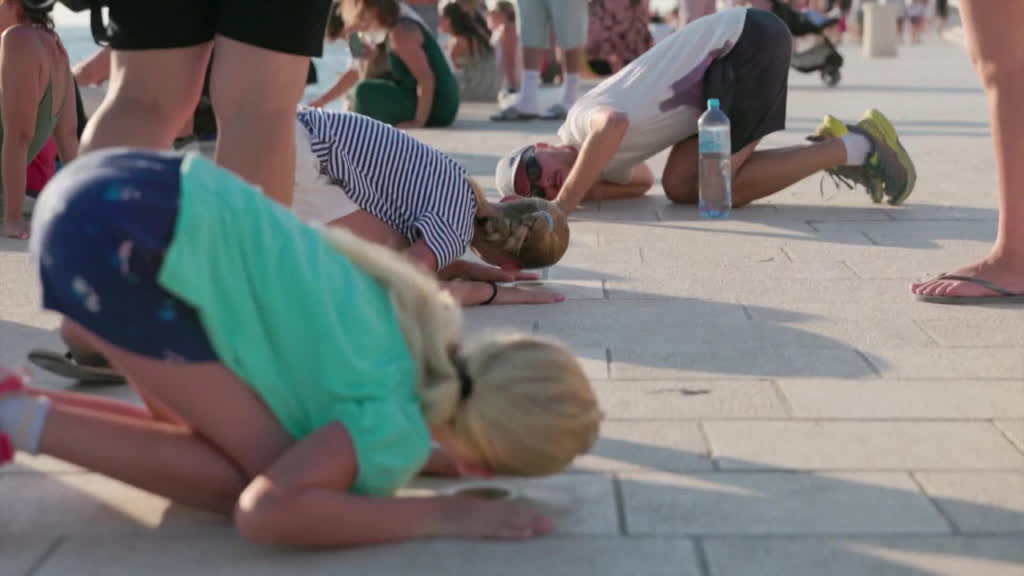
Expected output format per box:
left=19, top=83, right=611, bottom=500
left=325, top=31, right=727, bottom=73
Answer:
left=2, top=220, right=29, bottom=240
left=438, top=498, right=553, bottom=540
left=911, top=254, right=1024, bottom=299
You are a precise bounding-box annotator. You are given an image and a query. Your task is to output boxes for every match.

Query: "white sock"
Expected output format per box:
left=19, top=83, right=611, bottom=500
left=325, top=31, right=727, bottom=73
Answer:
left=0, top=395, right=50, bottom=455
left=840, top=132, right=872, bottom=166
left=515, top=70, right=541, bottom=114
left=560, top=73, right=580, bottom=108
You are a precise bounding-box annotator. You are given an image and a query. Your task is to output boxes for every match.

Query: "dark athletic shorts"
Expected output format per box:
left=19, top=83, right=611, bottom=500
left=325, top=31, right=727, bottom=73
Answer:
left=33, top=150, right=218, bottom=363
left=105, top=0, right=333, bottom=57
left=704, top=9, right=792, bottom=154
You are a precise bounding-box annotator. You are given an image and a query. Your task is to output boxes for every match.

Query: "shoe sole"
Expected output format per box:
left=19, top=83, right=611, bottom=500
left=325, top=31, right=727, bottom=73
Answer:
left=27, top=350, right=126, bottom=385
left=862, top=109, right=917, bottom=205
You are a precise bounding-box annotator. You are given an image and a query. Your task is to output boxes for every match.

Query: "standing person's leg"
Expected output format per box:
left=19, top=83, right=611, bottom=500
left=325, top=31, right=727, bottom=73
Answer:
left=911, top=2, right=1024, bottom=302
left=545, top=0, right=588, bottom=118
left=209, top=0, right=331, bottom=207
left=79, top=0, right=214, bottom=153
left=491, top=0, right=547, bottom=119
left=208, top=39, right=310, bottom=207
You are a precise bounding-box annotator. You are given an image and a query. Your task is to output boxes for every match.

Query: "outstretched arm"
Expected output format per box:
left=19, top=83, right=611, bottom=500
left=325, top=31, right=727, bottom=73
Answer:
left=555, top=107, right=630, bottom=214
left=234, top=423, right=551, bottom=547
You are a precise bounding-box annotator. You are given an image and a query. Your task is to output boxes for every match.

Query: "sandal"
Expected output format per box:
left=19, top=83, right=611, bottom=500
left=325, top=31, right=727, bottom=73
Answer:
left=915, top=274, right=1024, bottom=305
left=27, top=349, right=126, bottom=385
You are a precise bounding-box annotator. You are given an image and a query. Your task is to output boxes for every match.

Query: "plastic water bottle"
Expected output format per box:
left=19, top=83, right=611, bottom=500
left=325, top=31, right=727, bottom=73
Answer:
left=698, top=98, right=732, bottom=219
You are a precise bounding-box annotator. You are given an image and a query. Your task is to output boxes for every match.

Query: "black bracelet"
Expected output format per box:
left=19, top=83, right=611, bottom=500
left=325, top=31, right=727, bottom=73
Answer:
left=482, top=281, right=499, bottom=305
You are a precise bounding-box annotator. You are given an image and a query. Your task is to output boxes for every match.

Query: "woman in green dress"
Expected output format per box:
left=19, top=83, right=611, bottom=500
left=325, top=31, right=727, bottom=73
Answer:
left=342, top=0, right=460, bottom=128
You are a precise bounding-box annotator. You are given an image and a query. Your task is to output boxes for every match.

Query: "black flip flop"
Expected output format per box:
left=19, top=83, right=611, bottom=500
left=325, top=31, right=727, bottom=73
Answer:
left=27, top=349, right=126, bottom=385
left=915, top=274, right=1024, bottom=305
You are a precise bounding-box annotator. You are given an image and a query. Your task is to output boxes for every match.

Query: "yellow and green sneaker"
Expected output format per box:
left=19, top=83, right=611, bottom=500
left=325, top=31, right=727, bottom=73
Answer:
left=856, top=109, right=917, bottom=206
left=808, top=115, right=884, bottom=204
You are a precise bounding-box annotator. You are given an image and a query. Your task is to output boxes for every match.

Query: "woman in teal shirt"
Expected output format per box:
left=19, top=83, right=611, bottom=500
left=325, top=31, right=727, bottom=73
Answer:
left=0, top=149, right=601, bottom=546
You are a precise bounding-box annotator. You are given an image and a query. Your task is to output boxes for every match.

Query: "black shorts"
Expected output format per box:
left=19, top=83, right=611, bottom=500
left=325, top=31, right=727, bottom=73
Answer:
left=704, top=9, right=792, bottom=154
left=105, top=0, right=333, bottom=57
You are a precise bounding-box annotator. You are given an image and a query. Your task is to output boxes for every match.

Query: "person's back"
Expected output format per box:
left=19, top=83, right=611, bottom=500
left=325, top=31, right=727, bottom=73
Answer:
left=0, top=1, right=78, bottom=238
left=443, top=3, right=499, bottom=102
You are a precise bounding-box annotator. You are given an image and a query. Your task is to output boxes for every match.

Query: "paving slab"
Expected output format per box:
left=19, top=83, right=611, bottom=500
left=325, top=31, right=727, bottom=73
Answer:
left=34, top=535, right=701, bottom=576
left=0, top=472, right=225, bottom=538
left=573, top=421, right=712, bottom=473
left=619, top=471, right=951, bottom=535
left=706, top=421, right=1024, bottom=471
left=404, top=473, right=620, bottom=536
left=592, top=379, right=788, bottom=419
left=915, top=472, right=1024, bottom=533
left=703, top=536, right=1024, bottom=576
left=778, top=379, right=1024, bottom=419
left=0, top=537, right=58, bottom=576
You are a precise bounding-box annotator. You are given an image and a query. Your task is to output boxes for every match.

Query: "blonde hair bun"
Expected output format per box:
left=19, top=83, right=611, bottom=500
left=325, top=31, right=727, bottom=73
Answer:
left=483, top=198, right=570, bottom=269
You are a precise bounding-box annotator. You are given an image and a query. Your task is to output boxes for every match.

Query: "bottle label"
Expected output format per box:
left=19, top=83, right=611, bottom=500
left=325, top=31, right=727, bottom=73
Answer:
left=699, top=129, right=730, bottom=155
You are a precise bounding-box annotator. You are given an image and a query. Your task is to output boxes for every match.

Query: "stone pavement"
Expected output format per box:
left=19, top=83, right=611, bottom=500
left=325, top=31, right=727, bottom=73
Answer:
left=3, top=37, right=1024, bottom=576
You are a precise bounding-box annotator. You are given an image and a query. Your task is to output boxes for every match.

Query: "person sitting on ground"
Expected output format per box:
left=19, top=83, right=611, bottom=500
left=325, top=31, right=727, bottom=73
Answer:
left=1, top=148, right=601, bottom=547
left=487, top=1, right=520, bottom=96
left=440, top=3, right=499, bottom=102
left=27, top=108, right=571, bottom=383
left=341, top=0, right=460, bottom=128
left=307, top=2, right=392, bottom=109
left=1, top=0, right=78, bottom=238
left=494, top=8, right=916, bottom=215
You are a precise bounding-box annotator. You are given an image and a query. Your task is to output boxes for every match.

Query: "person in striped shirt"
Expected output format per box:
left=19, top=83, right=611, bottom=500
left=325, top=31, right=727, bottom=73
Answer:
left=294, top=107, right=570, bottom=307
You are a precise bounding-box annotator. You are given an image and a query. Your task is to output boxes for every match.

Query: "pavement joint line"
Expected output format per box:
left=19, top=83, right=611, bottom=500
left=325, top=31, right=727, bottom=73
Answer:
left=601, top=279, right=610, bottom=300
left=993, top=420, right=1024, bottom=456
left=768, top=379, right=796, bottom=417
left=26, top=535, right=65, bottom=576
left=804, top=220, right=822, bottom=233
left=693, top=537, right=712, bottom=576
left=778, top=246, right=795, bottom=263
left=739, top=304, right=754, bottom=321
left=600, top=417, right=1024, bottom=424
left=839, top=260, right=863, bottom=278
left=603, top=348, right=613, bottom=380
left=911, top=318, right=943, bottom=345
left=692, top=528, right=1024, bottom=537
left=611, top=475, right=629, bottom=537
left=622, top=467, right=1024, bottom=475
left=861, top=231, right=881, bottom=246
left=853, top=349, right=883, bottom=376
left=909, top=471, right=961, bottom=535
left=638, top=246, right=647, bottom=264
left=696, top=420, right=718, bottom=470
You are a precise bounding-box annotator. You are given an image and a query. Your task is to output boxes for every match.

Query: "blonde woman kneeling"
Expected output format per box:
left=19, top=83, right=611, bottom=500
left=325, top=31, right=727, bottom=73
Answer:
left=0, top=148, right=601, bottom=546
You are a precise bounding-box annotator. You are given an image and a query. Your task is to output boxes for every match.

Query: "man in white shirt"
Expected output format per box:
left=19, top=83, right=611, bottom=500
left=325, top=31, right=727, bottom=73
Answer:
left=495, top=8, right=917, bottom=214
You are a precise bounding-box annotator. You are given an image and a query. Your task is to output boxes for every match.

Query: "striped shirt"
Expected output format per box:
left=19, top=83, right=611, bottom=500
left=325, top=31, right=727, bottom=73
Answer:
left=296, top=108, right=477, bottom=269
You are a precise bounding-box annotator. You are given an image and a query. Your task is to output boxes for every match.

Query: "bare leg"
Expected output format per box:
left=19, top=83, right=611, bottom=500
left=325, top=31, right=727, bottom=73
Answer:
left=40, top=403, right=247, bottom=514
left=561, top=46, right=582, bottom=75
left=911, top=1, right=1024, bottom=298
left=662, top=137, right=846, bottom=207
left=80, top=46, right=212, bottom=153
left=210, top=37, right=310, bottom=206
left=33, top=320, right=294, bottom=513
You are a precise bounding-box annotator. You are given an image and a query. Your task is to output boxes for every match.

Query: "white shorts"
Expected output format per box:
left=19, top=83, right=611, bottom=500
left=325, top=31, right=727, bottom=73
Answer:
left=292, top=119, right=360, bottom=225
left=517, top=0, right=588, bottom=49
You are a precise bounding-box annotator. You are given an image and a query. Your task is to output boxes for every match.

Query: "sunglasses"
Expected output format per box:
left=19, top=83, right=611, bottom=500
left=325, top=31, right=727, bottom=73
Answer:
left=520, top=146, right=546, bottom=198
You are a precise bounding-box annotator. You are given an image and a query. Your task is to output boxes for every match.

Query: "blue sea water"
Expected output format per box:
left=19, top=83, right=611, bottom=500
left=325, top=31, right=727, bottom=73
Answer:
left=56, top=26, right=353, bottom=103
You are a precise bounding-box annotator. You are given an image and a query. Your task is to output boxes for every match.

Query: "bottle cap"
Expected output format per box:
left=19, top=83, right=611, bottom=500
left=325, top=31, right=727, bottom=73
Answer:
left=707, top=98, right=720, bottom=109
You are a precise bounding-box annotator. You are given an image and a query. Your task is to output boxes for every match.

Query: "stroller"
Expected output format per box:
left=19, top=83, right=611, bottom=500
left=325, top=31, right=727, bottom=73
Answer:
left=770, top=0, right=844, bottom=87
